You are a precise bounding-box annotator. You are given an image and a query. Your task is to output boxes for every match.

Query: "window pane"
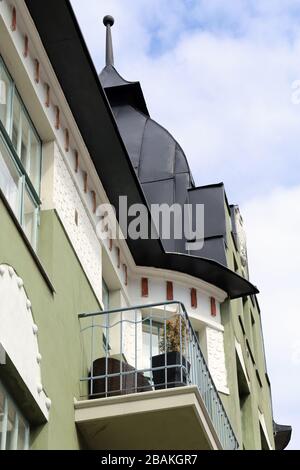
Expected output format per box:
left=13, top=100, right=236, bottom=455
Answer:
left=0, top=381, right=29, bottom=451
left=142, top=321, right=160, bottom=373
left=0, top=388, right=5, bottom=450
left=12, top=92, right=21, bottom=156
left=12, top=92, right=41, bottom=194
left=0, top=59, right=40, bottom=251
left=0, top=134, right=21, bottom=218
left=23, top=188, right=37, bottom=247
left=102, top=280, right=109, bottom=310
left=102, top=280, right=110, bottom=354
left=17, top=417, right=26, bottom=450
left=5, top=401, right=17, bottom=450
left=12, top=95, right=30, bottom=171
left=20, top=111, right=30, bottom=173
left=0, top=63, right=12, bottom=132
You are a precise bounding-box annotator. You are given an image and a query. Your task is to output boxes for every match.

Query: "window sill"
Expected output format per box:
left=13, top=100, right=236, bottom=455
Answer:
left=218, top=386, right=230, bottom=396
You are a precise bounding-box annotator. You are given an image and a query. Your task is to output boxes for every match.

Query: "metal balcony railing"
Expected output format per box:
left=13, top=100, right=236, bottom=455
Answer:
left=79, top=301, right=238, bottom=450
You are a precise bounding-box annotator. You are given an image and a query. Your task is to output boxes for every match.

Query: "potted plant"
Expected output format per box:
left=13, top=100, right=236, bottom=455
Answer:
left=151, top=315, right=190, bottom=390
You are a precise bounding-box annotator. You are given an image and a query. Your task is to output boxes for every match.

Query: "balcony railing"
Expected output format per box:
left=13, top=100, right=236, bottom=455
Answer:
left=79, top=301, right=238, bottom=450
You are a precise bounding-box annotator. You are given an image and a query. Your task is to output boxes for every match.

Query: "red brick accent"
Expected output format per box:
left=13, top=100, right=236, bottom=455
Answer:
left=65, top=129, right=70, bottom=153
left=83, top=171, right=88, bottom=193
left=75, top=150, right=79, bottom=173
left=211, top=297, right=217, bottom=317
left=116, top=247, right=120, bottom=268
left=55, top=106, right=60, bottom=130
left=45, top=83, right=50, bottom=107
left=191, top=288, right=197, bottom=309
left=166, top=281, right=173, bottom=301
left=123, top=265, right=128, bottom=286
left=141, top=278, right=149, bottom=298
left=34, top=59, right=40, bottom=83
left=11, top=7, right=17, bottom=31
left=23, top=35, right=29, bottom=58
left=91, top=191, right=96, bottom=214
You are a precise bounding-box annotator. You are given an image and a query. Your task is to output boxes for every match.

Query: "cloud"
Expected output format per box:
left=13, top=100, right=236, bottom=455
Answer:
left=242, top=185, right=300, bottom=449
left=72, top=0, right=300, bottom=204
left=71, top=0, right=300, bottom=448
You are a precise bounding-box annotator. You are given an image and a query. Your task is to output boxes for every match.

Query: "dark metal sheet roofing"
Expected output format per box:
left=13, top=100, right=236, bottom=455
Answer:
left=101, top=83, right=234, bottom=265
left=274, top=421, right=292, bottom=450
left=25, top=0, right=259, bottom=299
left=109, top=105, right=193, bottom=186
left=100, top=67, right=150, bottom=116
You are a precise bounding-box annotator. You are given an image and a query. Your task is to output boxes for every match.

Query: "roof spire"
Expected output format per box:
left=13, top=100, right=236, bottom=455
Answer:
left=103, top=15, right=115, bottom=67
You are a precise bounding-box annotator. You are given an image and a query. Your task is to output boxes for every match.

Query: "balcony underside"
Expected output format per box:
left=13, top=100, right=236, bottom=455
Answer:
left=75, top=386, right=222, bottom=450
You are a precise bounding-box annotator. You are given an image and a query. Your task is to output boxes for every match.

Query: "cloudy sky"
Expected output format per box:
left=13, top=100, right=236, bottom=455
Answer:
left=71, top=0, right=300, bottom=449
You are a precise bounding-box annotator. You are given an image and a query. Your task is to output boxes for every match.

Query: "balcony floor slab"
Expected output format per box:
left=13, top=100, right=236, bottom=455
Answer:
left=74, top=386, right=222, bottom=450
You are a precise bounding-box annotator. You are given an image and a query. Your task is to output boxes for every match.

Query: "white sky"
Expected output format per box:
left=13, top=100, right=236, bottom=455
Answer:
left=71, top=0, right=300, bottom=449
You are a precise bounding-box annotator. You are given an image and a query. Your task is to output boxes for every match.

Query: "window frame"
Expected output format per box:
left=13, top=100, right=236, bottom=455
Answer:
left=0, top=380, right=30, bottom=451
left=0, top=56, right=42, bottom=250
left=10, top=85, right=42, bottom=195
left=142, top=319, right=164, bottom=375
left=102, top=279, right=111, bottom=354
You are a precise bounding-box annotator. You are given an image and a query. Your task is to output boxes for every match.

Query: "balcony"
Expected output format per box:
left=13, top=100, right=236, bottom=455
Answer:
left=76, top=301, right=238, bottom=450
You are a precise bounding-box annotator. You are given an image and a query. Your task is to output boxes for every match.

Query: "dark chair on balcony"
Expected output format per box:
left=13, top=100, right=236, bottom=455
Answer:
left=88, top=357, right=152, bottom=399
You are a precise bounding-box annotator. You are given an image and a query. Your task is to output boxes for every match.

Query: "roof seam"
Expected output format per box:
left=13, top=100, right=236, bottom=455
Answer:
left=137, top=116, right=150, bottom=180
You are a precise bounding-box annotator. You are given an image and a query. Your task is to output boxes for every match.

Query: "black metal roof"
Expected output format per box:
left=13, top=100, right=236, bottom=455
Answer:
left=25, top=0, right=259, bottom=299
left=100, top=66, right=150, bottom=116
left=98, top=24, right=235, bottom=264
left=274, top=421, right=292, bottom=450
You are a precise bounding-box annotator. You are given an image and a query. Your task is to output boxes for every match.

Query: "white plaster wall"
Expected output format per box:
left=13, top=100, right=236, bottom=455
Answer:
left=0, top=1, right=58, bottom=143
left=128, top=276, right=221, bottom=323
left=127, top=276, right=229, bottom=394
left=53, top=145, right=102, bottom=301
left=0, top=265, right=49, bottom=419
left=0, top=2, right=103, bottom=304
left=206, top=327, right=229, bottom=394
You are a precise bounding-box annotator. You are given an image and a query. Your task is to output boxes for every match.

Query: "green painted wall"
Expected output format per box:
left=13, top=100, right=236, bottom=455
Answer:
left=0, top=189, right=276, bottom=450
left=0, top=200, right=101, bottom=450
left=220, top=200, right=275, bottom=450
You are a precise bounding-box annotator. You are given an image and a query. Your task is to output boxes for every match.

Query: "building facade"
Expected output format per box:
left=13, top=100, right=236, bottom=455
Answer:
left=0, top=0, right=291, bottom=450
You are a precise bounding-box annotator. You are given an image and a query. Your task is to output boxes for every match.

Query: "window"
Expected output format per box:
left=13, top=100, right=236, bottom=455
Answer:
left=11, top=91, right=41, bottom=194
left=0, top=62, right=13, bottom=133
left=102, top=279, right=109, bottom=311
left=0, top=381, right=30, bottom=450
left=142, top=320, right=163, bottom=374
left=102, top=279, right=110, bottom=354
left=0, top=135, right=21, bottom=218
left=0, top=57, right=41, bottom=249
left=236, top=352, right=252, bottom=448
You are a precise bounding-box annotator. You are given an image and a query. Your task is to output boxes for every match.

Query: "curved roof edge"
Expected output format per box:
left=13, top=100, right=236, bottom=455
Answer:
left=112, top=102, right=195, bottom=186
left=100, top=64, right=137, bottom=88
left=100, top=65, right=150, bottom=116
left=274, top=421, right=292, bottom=450
left=25, top=0, right=259, bottom=300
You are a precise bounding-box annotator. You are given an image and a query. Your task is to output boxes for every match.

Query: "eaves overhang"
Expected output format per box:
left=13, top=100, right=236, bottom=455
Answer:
left=273, top=421, right=292, bottom=450
left=99, top=65, right=150, bottom=116
left=25, top=0, right=258, bottom=299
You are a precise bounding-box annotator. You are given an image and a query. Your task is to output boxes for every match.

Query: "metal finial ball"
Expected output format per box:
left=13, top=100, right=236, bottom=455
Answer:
left=103, top=15, right=114, bottom=27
